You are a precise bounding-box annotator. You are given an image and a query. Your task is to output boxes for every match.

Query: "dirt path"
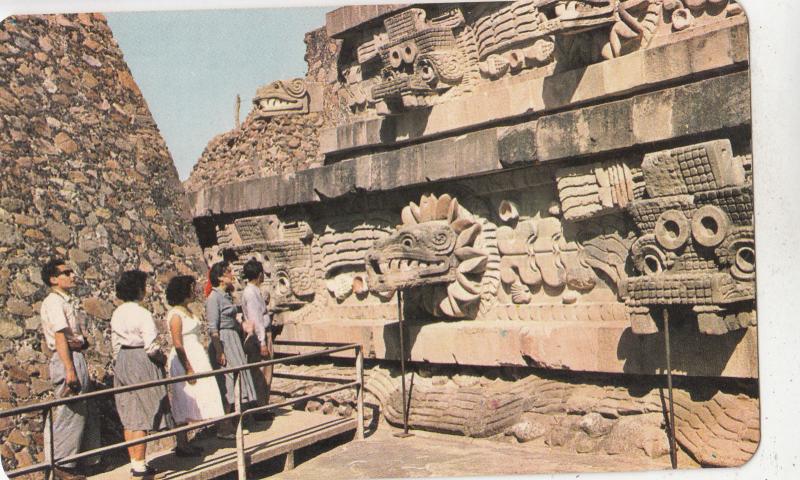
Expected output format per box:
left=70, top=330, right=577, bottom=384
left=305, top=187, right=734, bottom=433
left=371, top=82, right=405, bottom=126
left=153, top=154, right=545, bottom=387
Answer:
left=264, top=423, right=680, bottom=479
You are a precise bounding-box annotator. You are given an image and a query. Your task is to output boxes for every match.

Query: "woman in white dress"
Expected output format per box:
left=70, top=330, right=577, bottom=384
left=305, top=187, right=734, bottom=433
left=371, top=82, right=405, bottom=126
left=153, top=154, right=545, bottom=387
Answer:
left=165, top=275, right=225, bottom=454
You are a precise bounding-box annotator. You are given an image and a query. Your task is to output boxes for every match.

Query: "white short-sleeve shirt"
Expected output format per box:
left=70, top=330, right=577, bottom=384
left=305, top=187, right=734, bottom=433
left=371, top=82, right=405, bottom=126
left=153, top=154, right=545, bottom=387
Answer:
left=40, top=290, right=85, bottom=351
left=241, top=283, right=271, bottom=346
left=110, top=302, right=159, bottom=355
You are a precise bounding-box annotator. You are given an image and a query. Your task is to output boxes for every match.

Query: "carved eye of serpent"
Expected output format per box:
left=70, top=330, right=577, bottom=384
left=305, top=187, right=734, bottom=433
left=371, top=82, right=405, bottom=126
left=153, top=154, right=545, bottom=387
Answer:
left=401, top=234, right=416, bottom=249
left=382, top=68, right=396, bottom=80
left=275, top=270, right=292, bottom=296
left=419, top=60, right=437, bottom=84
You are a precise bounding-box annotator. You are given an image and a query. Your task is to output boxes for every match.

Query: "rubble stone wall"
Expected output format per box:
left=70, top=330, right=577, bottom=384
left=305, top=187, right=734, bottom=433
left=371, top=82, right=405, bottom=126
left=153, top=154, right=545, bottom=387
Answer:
left=0, top=14, right=205, bottom=471
left=183, top=26, right=341, bottom=194
left=183, top=110, right=326, bottom=193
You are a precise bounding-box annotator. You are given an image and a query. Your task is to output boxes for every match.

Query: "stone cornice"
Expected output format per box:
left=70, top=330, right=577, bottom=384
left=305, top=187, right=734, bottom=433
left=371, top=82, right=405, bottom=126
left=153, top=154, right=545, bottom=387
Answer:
left=326, top=3, right=410, bottom=38
left=188, top=70, right=750, bottom=219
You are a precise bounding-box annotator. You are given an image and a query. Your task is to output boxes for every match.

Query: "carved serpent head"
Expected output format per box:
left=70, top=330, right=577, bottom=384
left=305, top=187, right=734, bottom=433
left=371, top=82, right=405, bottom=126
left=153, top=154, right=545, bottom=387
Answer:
left=253, top=79, right=309, bottom=118
left=366, top=194, right=490, bottom=318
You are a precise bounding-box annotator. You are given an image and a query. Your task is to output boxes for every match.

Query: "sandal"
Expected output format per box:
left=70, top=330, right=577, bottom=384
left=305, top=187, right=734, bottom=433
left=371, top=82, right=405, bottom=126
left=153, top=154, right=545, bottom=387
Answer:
left=216, top=432, right=236, bottom=440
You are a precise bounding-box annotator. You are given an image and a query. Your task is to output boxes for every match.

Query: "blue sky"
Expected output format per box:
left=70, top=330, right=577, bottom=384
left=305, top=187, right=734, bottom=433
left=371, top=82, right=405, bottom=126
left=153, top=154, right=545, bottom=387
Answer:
left=105, top=7, right=329, bottom=180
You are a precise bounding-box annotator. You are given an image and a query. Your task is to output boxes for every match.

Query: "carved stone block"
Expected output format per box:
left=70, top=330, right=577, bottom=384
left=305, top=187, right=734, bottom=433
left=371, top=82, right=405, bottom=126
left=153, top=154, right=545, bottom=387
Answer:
left=233, top=216, right=273, bottom=245
left=366, top=193, right=498, bottom=318
left=556, top=161, right=644, bottom=221
left=367, top=7, right=472, bottom=113
left=627, top=195, right=695, bottom=234
left=320, top=220, right=393, bottom=278
left=628, top=306, right=659, bottom=335
left=253, top=79, right=322, bottom=118
left=642, top=139, right=744, bottom=197
left=265, top=221, right=315, bottom=310
left=497, top=123, right=537, bottom=167
left=695, top=184, right=753, bottom=226
left=623, top=138, right=754, bottom=335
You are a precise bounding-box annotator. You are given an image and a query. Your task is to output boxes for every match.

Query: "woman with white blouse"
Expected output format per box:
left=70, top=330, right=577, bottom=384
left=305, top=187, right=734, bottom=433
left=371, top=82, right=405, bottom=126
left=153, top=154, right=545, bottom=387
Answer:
left=165, top=275, right=224, bottom=453
left=110, top=270, right=190, bottom=477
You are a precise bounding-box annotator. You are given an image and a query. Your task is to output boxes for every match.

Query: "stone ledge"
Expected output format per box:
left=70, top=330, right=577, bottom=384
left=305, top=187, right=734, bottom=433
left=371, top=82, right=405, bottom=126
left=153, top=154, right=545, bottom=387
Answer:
left=320, top=19, right=748, bottom=156
left=326, top=4, right=409, bottom=38
left=275, top=319, right=758, bottom=379
left=189, top=71, right=750, bottom=219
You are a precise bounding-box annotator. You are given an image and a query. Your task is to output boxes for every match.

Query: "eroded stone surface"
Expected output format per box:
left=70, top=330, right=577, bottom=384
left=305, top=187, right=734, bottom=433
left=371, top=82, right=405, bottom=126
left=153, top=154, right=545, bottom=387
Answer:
left=271, top=362, right=757, bottom=467
left=189, top=72, right=750, bottom=217
left=275, top=318, right=757, bottom=378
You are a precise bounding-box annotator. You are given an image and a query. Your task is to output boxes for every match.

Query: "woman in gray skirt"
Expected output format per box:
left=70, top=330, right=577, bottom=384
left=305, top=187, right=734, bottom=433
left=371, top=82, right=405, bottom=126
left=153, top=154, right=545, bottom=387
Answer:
left=207, top=261, right=260, bottom=438
left=111, top=270, right=190, bottom=477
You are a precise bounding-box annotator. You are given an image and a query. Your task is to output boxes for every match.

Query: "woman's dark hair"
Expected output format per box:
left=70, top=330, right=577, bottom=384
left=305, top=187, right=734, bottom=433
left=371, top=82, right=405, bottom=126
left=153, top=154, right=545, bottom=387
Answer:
left=115, top=270, right=148, bottom=302
left=242, top=258, right=264, bottom=281
left=209, top=261, right=229, bottom=287
left=166, top=275, right=195, bottom=306
left=41, top=258, right=66, bottom=287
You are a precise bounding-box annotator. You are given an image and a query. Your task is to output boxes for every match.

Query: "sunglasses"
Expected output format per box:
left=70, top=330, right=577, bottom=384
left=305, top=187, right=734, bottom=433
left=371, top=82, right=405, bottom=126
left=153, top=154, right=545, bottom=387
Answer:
left=58, top=269, right=75, bottom=277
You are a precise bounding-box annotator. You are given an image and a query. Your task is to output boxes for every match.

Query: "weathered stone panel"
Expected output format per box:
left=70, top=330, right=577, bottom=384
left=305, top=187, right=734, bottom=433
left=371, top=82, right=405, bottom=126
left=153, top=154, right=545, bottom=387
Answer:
left=186, top=1, right=757, bottom=468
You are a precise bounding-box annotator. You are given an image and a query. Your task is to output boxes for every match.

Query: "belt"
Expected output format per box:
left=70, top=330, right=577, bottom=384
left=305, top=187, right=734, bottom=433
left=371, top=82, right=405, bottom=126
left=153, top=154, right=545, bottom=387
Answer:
left=120, top=345, right=144, bottom=350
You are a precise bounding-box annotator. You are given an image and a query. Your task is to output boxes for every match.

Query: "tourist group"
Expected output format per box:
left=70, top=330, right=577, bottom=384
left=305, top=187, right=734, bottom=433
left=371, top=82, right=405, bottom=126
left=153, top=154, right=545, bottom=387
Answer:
left=38, top=256, right=273, bottom=479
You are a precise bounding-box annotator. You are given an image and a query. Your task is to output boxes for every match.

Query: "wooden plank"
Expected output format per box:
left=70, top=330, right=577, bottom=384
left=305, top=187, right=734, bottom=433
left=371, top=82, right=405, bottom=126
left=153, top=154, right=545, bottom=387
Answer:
left=89, top=410, right=356, bottom=480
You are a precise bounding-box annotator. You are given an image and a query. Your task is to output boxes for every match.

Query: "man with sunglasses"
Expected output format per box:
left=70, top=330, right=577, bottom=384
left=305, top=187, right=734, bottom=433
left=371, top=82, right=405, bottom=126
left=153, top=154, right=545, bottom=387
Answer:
left=39, top=258, right=100, bottom=480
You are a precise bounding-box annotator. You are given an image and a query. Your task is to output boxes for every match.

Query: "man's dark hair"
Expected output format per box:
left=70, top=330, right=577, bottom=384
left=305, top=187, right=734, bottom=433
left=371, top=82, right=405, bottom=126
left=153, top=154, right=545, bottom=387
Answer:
left=209, top=261, right=229, bottom=287
left=115, top=270, right=148, bottom=302
left=41, top=258, right=66, bottom=287
left=242, top=258, right=264, bottom=281
left=166, top=275, right=195, bottom=306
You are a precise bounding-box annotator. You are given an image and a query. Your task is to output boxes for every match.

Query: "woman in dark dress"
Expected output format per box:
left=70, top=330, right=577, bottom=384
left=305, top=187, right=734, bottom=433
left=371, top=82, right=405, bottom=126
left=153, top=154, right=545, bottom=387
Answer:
left=206, top=261, right=259, bottom=438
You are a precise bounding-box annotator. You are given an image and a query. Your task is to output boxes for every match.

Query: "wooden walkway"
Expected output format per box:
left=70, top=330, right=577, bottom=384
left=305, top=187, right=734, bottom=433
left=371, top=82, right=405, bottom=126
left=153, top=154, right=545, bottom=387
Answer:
left=89, top=409, right=356, bottom=480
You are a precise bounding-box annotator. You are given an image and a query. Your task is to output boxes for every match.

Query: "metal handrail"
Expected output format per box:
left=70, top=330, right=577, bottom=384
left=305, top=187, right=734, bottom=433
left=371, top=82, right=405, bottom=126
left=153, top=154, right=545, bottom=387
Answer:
left=274, top=340, right=353, bottom=347
left=0, top=343, right=357, bottom=418
left=0, top=341, right=365, bottom=480
left=272, top=372, right=354, bottom=384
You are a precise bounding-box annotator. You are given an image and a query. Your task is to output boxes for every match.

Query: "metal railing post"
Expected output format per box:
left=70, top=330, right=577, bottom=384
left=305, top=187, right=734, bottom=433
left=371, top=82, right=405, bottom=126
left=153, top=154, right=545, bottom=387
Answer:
left=46, top=407, right=55, bottom=479
left=355, top=346, right=365, bottom=440
left=234, top=371, right=247, bottom=480
left=664, top=308, right=678, bottom=469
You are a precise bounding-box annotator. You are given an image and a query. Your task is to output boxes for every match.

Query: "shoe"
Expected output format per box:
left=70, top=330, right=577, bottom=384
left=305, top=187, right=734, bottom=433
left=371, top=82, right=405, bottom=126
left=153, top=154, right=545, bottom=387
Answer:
left=52, top=467, right=87, bottom=480
left=130, top=465, right=158, bottom=477
left=216, top=432, right=236, bottom=440
left=174, top=445, right=203, bottom=457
